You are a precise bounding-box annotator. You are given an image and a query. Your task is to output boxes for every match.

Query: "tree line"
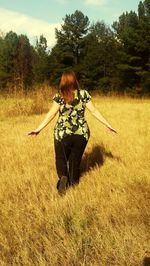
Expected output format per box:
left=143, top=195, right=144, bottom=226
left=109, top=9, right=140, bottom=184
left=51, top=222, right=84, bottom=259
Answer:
left=0, top=0, right=150, bottom=95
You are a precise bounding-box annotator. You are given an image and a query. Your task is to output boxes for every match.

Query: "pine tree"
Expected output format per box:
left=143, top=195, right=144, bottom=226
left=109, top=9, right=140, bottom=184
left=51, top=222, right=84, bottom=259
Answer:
left=55, top=10, right=90, bottom=65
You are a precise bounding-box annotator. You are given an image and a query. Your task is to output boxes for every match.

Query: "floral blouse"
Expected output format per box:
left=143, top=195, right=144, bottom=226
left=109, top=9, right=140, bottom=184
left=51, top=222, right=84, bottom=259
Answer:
left=53, top=89, right=91, bottom=141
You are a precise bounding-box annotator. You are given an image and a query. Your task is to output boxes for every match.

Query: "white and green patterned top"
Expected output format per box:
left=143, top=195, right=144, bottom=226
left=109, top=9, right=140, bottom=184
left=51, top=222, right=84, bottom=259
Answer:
left=53, top=89, right=91, bottom=141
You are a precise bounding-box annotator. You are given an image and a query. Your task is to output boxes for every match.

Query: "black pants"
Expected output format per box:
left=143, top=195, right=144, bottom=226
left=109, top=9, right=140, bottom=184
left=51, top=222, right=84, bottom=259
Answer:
left=54, top=135, right=88, bottom=186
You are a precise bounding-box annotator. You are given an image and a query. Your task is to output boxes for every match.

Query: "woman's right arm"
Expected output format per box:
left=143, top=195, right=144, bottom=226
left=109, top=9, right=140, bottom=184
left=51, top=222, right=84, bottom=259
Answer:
left=28, top=101, right=60, bottom=136
left=86, top=100, right=117, bottom=134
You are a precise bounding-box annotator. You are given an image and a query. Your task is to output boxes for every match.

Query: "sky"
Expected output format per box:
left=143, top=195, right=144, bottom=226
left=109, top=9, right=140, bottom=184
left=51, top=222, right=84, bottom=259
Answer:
left=0, top=0, right=140, bottom=47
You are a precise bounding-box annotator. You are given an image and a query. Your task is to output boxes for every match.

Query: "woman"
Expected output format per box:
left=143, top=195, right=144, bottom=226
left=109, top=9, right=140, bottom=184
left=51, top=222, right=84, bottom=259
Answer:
left=28, top=70, right=117, bottom=195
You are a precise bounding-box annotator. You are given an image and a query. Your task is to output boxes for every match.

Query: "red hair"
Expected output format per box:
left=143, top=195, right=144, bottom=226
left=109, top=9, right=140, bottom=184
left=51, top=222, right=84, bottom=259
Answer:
left=59, top=70, right=79, bottom=103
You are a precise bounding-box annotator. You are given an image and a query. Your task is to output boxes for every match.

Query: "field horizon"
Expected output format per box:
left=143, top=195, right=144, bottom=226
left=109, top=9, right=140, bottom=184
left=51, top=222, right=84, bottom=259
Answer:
left=0, top=91, right=150, bottom=265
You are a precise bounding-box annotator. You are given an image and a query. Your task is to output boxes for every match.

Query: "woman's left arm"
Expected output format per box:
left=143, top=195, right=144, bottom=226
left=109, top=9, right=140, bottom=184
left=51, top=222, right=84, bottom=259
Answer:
left=86, top=100, right=117, bottom=134
left=28, top=101, right=60, bottom=136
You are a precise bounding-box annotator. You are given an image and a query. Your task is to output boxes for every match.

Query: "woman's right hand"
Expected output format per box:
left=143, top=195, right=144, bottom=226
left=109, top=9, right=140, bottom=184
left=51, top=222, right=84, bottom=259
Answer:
left=107, top=125, right=117, bottom=134
left=27, top=129, right=40, bottom=136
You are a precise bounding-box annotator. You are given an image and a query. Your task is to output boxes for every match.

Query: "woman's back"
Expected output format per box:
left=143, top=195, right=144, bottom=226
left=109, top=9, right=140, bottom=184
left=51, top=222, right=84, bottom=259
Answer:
left=53, top=89, right=91, bottom=141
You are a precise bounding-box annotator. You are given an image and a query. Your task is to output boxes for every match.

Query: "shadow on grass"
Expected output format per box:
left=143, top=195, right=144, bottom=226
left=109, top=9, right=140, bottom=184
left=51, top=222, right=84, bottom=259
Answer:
left=80, top=144, right=121, bottom=175
left=143, top=256, right=150, bottom=266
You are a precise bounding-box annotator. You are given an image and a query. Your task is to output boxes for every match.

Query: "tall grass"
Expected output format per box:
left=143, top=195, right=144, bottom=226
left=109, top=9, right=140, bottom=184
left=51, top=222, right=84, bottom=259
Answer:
left=0, top=90, right=150, bottom=265
left=0, top=85, right=55, bottom=117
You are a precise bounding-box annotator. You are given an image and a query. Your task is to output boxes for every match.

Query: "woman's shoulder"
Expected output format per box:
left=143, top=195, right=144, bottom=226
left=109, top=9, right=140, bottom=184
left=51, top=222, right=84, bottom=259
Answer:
left=79, top=89, right=91, bottom=94
left=78, top=89, right=91, bottom=102
left=53, top=92, right=64, bottom=104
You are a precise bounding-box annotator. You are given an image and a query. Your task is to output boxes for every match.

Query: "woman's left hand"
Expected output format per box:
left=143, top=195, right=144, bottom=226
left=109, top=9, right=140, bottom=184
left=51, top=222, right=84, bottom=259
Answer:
left=27, top=129, right=40, bottom=136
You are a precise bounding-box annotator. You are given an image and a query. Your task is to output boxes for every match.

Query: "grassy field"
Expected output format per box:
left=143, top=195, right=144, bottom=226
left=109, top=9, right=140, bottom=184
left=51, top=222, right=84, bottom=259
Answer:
left=0, top=91, right=150, bottom=266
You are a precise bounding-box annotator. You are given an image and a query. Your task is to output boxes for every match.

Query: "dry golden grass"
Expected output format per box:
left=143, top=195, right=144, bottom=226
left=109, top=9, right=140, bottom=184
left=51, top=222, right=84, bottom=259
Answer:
left=0, top=90, right=150, bottom=266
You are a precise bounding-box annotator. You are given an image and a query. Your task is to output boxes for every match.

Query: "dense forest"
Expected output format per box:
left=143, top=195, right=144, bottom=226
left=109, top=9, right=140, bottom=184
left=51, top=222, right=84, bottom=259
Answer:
left=0, top=0, right=150, bottom=95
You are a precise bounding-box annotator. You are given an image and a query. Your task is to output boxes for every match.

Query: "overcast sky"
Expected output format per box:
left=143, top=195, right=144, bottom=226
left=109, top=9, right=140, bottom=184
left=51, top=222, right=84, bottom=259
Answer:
left=0, top=0, right=140, bottom=47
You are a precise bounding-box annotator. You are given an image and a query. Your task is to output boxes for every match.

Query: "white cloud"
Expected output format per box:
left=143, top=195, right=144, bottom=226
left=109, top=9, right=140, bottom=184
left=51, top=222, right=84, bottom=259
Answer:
left=0, top=8, right=61, bottom=47
left=85, top=0, right=107, bottom=6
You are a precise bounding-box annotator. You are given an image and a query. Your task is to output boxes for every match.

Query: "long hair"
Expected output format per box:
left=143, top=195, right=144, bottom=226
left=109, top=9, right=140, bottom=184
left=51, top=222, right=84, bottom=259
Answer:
left=59, top=70, right=79, bottom=103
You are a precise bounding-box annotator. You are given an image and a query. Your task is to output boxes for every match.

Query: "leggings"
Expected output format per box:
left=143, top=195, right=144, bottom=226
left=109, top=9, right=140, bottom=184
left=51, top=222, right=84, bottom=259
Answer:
left=54, top=134, right=88, bottom=186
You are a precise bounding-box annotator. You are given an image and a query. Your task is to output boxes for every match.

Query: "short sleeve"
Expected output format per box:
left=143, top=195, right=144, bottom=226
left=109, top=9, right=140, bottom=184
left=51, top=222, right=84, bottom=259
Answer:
left=53, top=93, right=63, bottom=105
left=83, top=90, right=91, bottom=103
